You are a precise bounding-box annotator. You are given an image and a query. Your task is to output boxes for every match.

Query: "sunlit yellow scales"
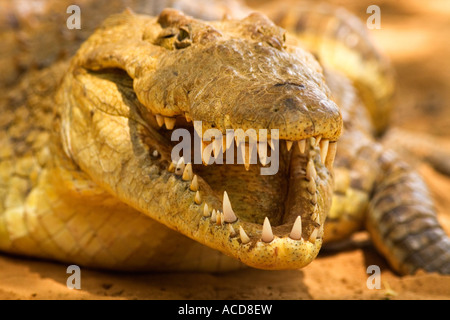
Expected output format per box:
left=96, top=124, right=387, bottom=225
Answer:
left=0, top=3, right=449, bottom=275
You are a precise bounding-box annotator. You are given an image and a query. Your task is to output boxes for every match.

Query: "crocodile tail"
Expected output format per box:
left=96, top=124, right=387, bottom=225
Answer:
left=366, top=150, right=450, bottom=275
left=264, top=2, right=395, bottom=135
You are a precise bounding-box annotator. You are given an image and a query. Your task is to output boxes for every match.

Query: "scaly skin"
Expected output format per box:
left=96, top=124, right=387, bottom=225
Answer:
left=0, top=2, right=449, bottom=274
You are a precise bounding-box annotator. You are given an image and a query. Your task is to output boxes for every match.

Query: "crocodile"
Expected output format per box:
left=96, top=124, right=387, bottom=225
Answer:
left=0, top=1, right=449, bottom=275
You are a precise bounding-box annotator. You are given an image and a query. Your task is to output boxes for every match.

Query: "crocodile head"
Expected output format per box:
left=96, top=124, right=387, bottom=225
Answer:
left=59, top=9, right=342, bottom=270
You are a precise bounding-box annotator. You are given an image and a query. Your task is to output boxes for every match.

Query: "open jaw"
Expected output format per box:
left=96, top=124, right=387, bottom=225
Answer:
left=61, top=9, right=343, bottom=270
left=137, top=111, right=338, bottom=270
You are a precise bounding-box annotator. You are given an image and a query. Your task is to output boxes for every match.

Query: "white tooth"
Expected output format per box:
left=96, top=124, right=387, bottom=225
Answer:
left=298, top=140, right=306, bottom=153
left=306, top=159, right=317, bottom=181
left=289, top=216, right=302, bottom=240
left=164, top=117, right=176, bottom=130
left=211, top=209, right=217, bottom=222
left=309, top=228, right=319, bottom=243
left=307, top=178, right=316, bottom=194
left=228, top=224, right=236, bottom=237
left=261, top=217, right=274, bottom=243
left=182, top=163, right=193, bottom=181
left=216, top=212, right=222, bottom=225
left=258, top=141, right=268, bottom=166
left=185, top=113, right=192, bottom=122
left=155, top=115, right=165, bottom=127
left=223, top=191, right=237, bottom=223
left=194, top=191, right=202, bottom=204
left=315, top=135, right=322, bottom=146
left=202, top=141, right=213, bottom=165
left=190, top=175, right=199, bottom=191
left=325, top=141, right=337, bottom=169
left=268, top=139, right=275, bottom=151
left=286, top=140, right=293, bottom=151
left=311, top=193, right=317, bottom=205
left=239, top=226, right=250, bottom=244
left=175, top=157, right=185, bottom=176
left=240, top=143, right=250, bottom=171
left=314, top=212, right=321, bottom=224
left=319, top=139, right=329, bottom=164
left=203, top=203, right=210, bottom=217
left=168, top=161, right=176, bottom=173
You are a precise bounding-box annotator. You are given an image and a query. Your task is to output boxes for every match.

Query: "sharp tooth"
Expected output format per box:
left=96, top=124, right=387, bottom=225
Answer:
left=168, top=161, right=176, bottom=173
left=185, top=113, right=192, bottom=122
left=258, top=141, right=268, bottom=166
left=194, top=191, right=202, bottom=204
left=239, top=226, right=250, bottom=244
left=202, top=141, right=212, bottom=165
left=203, top=203, right=210, bottom=217
left=240, top=143, right=250, bottom=171
left=319, top=139, right=329, bottom=164
left=228, top=224, right=236, bottom=237
left=286, top=140, right=293, bottom=151
left=223, top=191, right=237, bottom=223
left=164, top=117, right=176, bottom=130
left=175, top=157, right=185, bottom=176
left=314, top=212, right=321, bottom=224
left=268, top=139, right=275, bottom=151
left=307, top=178, right=316, bottom=194
left=261, top=217, right=274, bottom=243
left=306, top=159, right=317, bottom=181
left=289, top=216, right=302, bottom=240
left=298, top=139, right=306, bottom=153
left=311, top=193, right=317, bottom=205
left=315, top=135, right=322, bottom=146
left=309, top=228, right=319, bottom=243
left=190, top=175, right=199, bottom=191
left=155, top=115, right=165, bottom=127
left=325, top=141, right=337, bottom=170
left=220, top=212, right=225, bottom=226
left=216, top=212, right=222, bottom=225
left=211, top=209, right=217, bottom=222
left=182, top=163, right=193, bottom=181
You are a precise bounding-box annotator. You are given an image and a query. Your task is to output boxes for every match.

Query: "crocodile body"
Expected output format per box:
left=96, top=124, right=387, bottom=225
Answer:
left=0, top=0, right=449, bottom=275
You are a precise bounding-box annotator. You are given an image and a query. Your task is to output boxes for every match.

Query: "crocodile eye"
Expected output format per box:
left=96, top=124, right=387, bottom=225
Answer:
left=175, top=26, right=192, bottom=49
left=154, top=26, right=192, bottom=50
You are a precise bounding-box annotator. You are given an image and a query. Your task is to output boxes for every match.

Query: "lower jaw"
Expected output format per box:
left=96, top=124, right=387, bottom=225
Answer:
left=141, top=117, right=336, bottom=268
